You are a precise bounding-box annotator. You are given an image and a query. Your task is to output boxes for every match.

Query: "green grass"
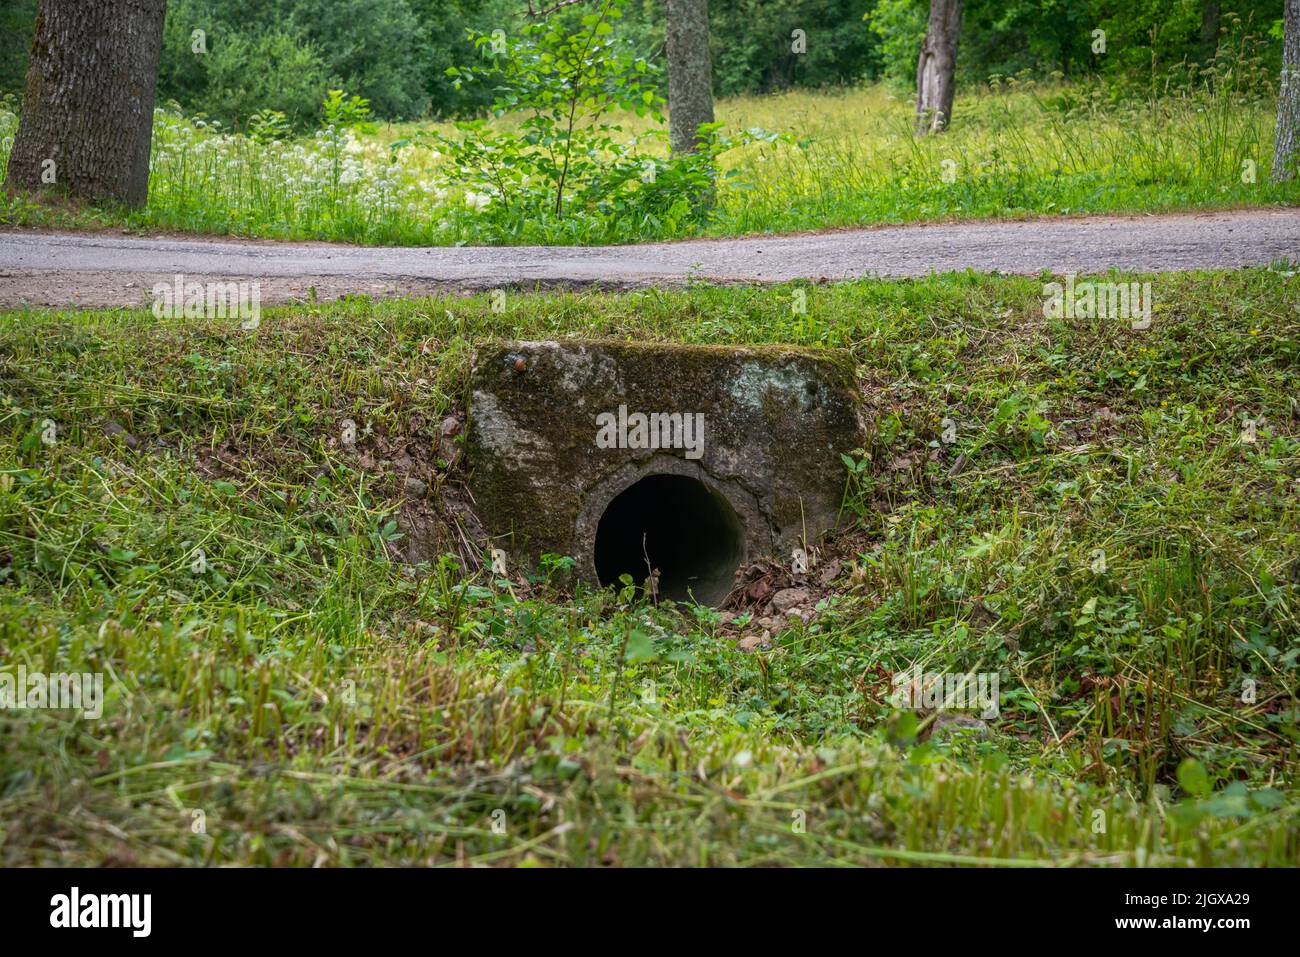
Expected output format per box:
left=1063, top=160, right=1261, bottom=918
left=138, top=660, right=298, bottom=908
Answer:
left=1, top=270, right=1298, bottom=866
left=3, top=80, right=1299, bottom=245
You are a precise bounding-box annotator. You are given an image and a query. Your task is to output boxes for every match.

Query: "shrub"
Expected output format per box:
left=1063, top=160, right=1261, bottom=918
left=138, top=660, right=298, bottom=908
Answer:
left=191, top=28, right=330, bottom=130
left=425, top=0, right=760, bottom=239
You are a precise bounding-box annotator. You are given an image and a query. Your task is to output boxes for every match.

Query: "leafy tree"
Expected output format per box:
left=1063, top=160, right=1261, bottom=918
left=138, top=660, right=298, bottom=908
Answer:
left=407, top=0, right=525, bottom=117
left=959, top=0, right=1096, bottom=79
left=622, top=0, right=883, bottom=95
left=0, top=0, right=37, bottom=95
left=157, top=0, right=215, bottom=111
left=867, top=0, right=1287, bottom=93
left=438, top=0, right=667, bottom=215
left=867, top=0, right=929, bottom=85
left=286, top=0, right=427, bottom=119
left=426, top=0, right=782, bottom=240
left=10, top=0, right=1290, bottom=129
left=196, top=29, right=330, bottom=128
left=707, top=0, right=882, bottom=94
left=155, top=0, right=428, bottom=127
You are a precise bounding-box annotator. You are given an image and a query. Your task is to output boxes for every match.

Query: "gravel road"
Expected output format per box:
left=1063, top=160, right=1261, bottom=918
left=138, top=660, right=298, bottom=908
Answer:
left=2, top=207, right=1298, bottom=308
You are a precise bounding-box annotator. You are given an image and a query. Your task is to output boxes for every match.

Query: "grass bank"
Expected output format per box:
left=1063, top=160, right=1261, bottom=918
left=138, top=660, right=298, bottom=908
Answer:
left=1, top=270, right=1298, bottom=865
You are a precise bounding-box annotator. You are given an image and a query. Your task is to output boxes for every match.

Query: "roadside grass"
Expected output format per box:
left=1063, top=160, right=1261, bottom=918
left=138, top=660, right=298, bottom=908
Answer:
left=1, top=269, right=1298, bottom=865
left=3, top=81, right=1298, bottom=246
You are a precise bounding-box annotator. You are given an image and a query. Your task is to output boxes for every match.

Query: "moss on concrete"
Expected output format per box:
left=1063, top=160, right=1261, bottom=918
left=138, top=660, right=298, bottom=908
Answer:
left=468, top=338, right=870, bottom=583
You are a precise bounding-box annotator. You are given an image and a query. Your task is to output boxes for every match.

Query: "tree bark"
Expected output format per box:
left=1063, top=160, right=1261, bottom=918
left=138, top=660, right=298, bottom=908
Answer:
left=5, top=0, right=168, bottom=207
left=915, top=0, right=963, bottom=135
left=1274, top=0, right=1300, bottom=182
left=665, top=0, right=714, bottom=155
left=1199, top=0, right=1220, bottom=59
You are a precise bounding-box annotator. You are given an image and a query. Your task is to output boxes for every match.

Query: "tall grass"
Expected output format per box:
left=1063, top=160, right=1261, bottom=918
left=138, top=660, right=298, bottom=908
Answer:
left=2, top=78, right=1297, bottom=245
left=707, top=81, right=1295, bottom=235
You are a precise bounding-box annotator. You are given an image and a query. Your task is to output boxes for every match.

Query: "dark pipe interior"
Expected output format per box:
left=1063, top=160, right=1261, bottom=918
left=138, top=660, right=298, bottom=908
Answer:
left=594, top=474, right=745, bottom=606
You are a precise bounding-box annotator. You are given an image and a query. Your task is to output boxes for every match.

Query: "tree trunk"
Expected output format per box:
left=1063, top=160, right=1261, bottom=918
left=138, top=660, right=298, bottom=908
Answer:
left=665, top=0, right=714, bottom=155
left=1199, top=0, right=1220, bottom=60
left=4, top=0, right=167, bottom=207
left=915, top=0, right=963, bottom=135
left=1274, top=0, right=1300, bottom=183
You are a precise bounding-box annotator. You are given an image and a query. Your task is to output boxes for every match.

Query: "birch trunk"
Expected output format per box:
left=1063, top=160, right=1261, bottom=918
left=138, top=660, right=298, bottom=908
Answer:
left=666, top=0, right=715, bottom=155
left=1272, top=0, right=1299, bottom=182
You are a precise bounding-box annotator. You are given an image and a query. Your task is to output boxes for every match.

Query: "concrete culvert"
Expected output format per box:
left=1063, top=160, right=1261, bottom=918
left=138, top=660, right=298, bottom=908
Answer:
left=467, top=339, right=869, bottom=606
left=594, top=473, right=746, bottom=605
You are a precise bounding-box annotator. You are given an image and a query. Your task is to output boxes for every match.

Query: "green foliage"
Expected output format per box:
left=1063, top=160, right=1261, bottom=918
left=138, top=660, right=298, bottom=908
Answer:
left=704, top=0, right=884, bottom=95
left=1, top=270, right=1297, bottom=865
left=613, top=0, right=885, bottom=96
left=959, top=0, right=1098, bottom=81
left=245, top=108, right=293, bottom=144
left=284, top=0, right=427, bottom=120
left=407, top=0, right=525, bottom=118
left=192, top=28, right=330, bottom=129
left=5, top=77, right=1298, bottom=242
left=866, top=0, right=929, bottom=85
left=156, top=0, right=427, bottom=128
left=864, top=0, right=1289, bottom=94
left=3, top=0, right=1295, bottom=122
left=0, top=0, right=36, bottom=95
left=425, top=0, right=755, bottom=239
left=321, top=89, right=375, bottom=131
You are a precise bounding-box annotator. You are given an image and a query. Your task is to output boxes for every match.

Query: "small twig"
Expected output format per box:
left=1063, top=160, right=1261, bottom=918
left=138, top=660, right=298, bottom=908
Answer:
left=642, top=532, right=659, bottom=605
left=526, top=0, right=594, bottom=17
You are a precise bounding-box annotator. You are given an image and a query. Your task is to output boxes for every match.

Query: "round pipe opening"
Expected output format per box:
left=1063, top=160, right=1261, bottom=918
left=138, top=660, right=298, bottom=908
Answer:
left=593, top=473, right=745, bottom=606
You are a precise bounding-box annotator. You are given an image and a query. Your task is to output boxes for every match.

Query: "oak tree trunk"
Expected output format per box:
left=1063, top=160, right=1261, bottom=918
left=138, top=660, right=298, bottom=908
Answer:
left=665, top=0, right=715, bottom=155
left=915, top=0, right=963, bottom=135
left=5, top=0, right=168, bottom=207
left=1273, top=0, right=1300, bottom=182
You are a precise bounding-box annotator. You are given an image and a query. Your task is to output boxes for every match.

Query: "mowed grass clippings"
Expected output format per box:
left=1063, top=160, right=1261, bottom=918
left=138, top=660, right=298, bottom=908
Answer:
left=0, top=269, right=1297, bottom=866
